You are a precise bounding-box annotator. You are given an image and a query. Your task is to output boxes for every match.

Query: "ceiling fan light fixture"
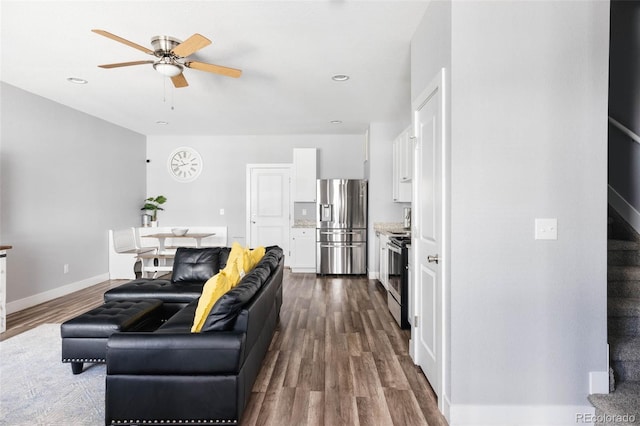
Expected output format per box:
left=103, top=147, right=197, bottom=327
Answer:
left=153, top=61, right=183, bottom=77
left=331, top=74, right=350, bottom=82
left=67, top=77, right=88, bottom=84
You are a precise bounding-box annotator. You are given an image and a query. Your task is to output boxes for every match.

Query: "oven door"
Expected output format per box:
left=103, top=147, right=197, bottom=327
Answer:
left=387, top=241, right=403, bottom=302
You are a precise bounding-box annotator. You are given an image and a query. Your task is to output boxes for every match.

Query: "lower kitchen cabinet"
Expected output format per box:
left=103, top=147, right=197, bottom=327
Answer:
left=290, top=228, right=316, bottom=273
left=379, top=232, right=389, bottom=290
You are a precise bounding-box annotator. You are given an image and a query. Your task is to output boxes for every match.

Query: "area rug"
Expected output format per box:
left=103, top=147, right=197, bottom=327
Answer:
left=0, top=324, right=104, bottom=425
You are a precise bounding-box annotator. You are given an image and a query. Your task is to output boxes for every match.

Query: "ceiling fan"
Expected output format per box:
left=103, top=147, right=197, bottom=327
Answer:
left=92, top=29, right=242, bottom=88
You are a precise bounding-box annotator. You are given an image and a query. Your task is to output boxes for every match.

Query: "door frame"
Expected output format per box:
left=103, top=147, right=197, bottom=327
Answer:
left=410, top=68, right=451, bottom=419
left=245, top=164, right=293, bottom=263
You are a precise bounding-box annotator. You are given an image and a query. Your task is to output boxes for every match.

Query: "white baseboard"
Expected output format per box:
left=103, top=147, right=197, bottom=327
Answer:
left=590, top=370, right=610, bottom=394
left=6, top=273, right=110, bottom=314
left=290, top=267, right=316, bottom=273
left=442, top=394, right=452, bottom=424
left=449, top=404, right=595, bottom=425
left=609, top=185, right=640, bottom=236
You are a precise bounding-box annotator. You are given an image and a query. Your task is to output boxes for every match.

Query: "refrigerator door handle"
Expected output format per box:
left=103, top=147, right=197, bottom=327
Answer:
left=320, top=244, right=360, bottom=248
left=320, top=231, right=358, bottom=235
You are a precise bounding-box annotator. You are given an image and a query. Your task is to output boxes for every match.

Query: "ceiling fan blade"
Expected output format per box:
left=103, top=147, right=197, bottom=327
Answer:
left=185, top=61, right=242, bottom=78
left=171, top=73, right=189, bottom=88
left=98, top=60, right=154, bottom=69
left=92, top=29, right=154, bottom=55
left=171, top=33, right=211, bottom=58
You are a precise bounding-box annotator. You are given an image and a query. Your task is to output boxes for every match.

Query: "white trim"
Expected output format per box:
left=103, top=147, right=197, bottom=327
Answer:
left=442, top=395, right=452, bottom=423
left=449, top=404, right=595, bottom=425
left=590, top=370, right=609, bottom=395
left=609, top=116, right=640, bottom=146
left=410, top=67, right=450, bottom=418
left=6, top=273, right=110, bottom=314
left=608, top=185, right=640, bottom=236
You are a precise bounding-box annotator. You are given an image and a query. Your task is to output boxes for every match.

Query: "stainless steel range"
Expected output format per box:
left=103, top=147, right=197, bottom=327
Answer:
left=387, top=234, right=410, bottom=329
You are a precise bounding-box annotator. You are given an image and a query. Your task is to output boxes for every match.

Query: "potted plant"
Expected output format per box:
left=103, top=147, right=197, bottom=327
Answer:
left=141, top=195, right=167, bottom=226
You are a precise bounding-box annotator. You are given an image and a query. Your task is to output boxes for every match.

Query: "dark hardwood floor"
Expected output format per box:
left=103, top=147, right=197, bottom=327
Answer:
left=0, top=270, right=447, bottom=426
left=0, top=278, right=128, bottom=341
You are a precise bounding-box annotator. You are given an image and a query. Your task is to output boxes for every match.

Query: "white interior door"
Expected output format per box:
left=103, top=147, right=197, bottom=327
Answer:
left=412, top=70, right=445, bottom=402
left=247, top=165, right=291, bottom=261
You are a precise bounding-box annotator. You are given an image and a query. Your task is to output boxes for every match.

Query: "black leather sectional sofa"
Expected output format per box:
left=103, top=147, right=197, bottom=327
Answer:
left=99, top=245, right=284, bottom=425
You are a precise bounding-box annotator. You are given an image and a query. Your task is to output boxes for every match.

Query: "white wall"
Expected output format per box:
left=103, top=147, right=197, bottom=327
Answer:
left=1, top=83, right=146, bottom=308
left=145, top=134, right=365, bottom=246
left=442, top=0, right=608, bottom=423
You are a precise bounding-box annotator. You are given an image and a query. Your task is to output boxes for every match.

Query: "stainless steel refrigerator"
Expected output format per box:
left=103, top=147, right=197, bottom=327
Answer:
left=316, top=179, right=368, bottom=274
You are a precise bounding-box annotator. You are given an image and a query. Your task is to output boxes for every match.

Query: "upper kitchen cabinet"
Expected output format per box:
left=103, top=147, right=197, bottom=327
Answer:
left=392, top=127, right=413, bottom=202
left=293, top=148, right=317, bottom=202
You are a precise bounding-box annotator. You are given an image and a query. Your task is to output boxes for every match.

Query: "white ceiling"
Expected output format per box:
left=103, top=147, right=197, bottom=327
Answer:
left=0, top=1, right=429, bottom=136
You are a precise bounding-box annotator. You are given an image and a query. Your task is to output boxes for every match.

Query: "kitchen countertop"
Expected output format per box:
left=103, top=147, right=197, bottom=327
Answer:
left=292, top=220, right=315, bottom=228
left=373, top=223, right=410, bottom=235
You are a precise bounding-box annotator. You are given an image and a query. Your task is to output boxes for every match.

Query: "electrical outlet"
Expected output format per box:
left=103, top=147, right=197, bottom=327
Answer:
left=63, top=264, right=69, bottom=274
left=535, top=218, right=557, bottom=240
left=219, top=208, right=225, bottom=215
left=302, top=208, right=307, bottom=216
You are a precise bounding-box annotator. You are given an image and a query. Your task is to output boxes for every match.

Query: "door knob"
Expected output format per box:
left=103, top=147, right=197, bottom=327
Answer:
left=427, top=254, right=439, bottom=264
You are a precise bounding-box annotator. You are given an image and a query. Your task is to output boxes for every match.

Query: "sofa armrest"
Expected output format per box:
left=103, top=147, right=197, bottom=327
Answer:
left=106, top=332, right=246, bottom=375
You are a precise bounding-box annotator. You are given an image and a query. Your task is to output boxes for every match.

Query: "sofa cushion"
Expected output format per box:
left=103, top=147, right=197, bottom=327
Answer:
left=245, top=246, right=266, bottom=271
left=190, top=271, right=233, bottom=333
left=191, top=243, right=254, bottom=332
left=104, top=279, right=203, bottom=304
left=200, top=265, right=270, bottom=332
left=200, top=247, right=282, bottom=332
left=171, top=247, right=230, bottom=286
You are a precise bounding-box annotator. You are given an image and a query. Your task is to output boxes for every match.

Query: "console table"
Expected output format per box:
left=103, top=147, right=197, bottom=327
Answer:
left=0, top=245, right=13, bottom=333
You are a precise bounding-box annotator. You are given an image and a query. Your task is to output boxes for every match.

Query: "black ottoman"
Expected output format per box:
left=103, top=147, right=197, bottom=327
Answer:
left=61, top=299, right=163, bottom=374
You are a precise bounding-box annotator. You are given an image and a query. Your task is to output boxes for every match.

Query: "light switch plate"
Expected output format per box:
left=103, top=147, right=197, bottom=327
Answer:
left=535, top=218, right=557, bottom=240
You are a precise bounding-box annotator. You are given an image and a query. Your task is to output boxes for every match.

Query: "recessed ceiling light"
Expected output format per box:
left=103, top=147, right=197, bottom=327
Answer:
left=66, top=77, right=88, bottom=84
left=331, top=74, right=350, bottom=82
left=156, top=121, right=169, bottom=125
left=330, top=120, right=343, bottom=124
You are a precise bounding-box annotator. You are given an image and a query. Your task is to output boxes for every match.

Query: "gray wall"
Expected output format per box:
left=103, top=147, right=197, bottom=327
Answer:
left=451, top=0, right=609, bottom=415
left=1, top=83, right=146, bottom=306
left=145, top=134, right=365, bottom=245
left=608, top=0, right=640, bottom=213
left=412, top=0, right=609, bottom=421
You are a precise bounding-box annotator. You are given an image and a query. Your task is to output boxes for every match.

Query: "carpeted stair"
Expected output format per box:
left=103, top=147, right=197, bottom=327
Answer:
left=588, top=209, right=640, bottom=424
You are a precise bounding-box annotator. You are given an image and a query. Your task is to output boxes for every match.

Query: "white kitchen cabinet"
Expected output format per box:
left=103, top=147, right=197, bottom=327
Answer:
left=379, top=233, right=389, bottom=290
left=293, top=148, right=317, bottom=202
left=392, top=127, right=413, bottom=202
left=290, top=228, right=316, bottom=273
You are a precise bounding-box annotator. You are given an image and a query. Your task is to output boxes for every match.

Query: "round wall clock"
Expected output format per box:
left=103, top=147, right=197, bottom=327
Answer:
left=167, top=147, right=203, bottom=182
